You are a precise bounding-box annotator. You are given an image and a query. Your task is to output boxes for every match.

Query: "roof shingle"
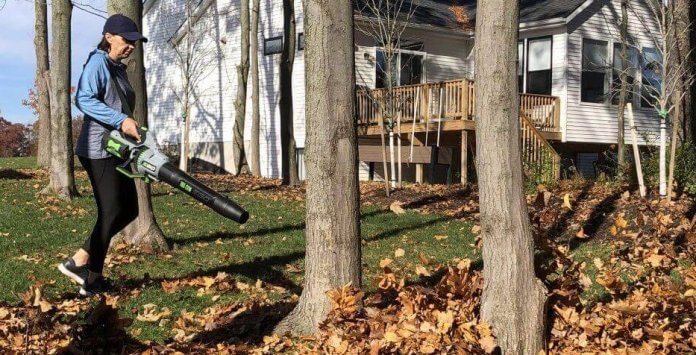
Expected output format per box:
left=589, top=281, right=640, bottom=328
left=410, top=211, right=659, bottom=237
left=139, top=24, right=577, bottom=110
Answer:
left=355, top=0, right=589, bottom=31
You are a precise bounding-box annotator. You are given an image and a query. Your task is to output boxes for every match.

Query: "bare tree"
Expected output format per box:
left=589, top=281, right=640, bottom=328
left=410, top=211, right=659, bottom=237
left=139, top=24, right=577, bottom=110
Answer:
left=170, top=0, right=221, bottom=173
left=474, top=0, right=547, bottom=352
left=632, top=0, right=695, bottom=197
left=34, top=0, right=51, bottom=168
left=47, top=0, right=78, bottom=201
left=177, top=1, right=194, bottom=173
left=280, top=0, right=300, bottom=186
left=108, top=0, right=170, bottom=253
left=233, top=0, right=250, bottom=175
left=667, top=0, right=693, bottom=200
left=356, top=0, right=419, bottom=192
left=670, top=0, right=693, bottom=142
left=249, top=0, right=261, bottom=176
left=274, top=0, right=361, bottom=334
left=616, top=0, right=630, bottom=177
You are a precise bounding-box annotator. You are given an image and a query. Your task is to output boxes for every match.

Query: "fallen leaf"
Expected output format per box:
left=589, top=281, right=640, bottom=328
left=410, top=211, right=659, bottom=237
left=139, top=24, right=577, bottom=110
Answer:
left=479, top=336, right=497, bottom=353
left=563, top=194, right=572, bottom=209
left=646, top=254, right=665, bottom=268
left=394, top=248, right=405, bottom=258
left=389, top=201, right=406, bottom=215
left=415, top=265, right=431, bottom=277
left=383, top=331, right=401, bottom=343
left=575, top=228, right=589, bottom=239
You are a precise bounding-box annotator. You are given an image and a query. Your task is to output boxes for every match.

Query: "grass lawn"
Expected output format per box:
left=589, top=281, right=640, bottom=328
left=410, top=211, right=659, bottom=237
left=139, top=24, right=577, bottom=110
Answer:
left=0, top=156, right=479, bottom=343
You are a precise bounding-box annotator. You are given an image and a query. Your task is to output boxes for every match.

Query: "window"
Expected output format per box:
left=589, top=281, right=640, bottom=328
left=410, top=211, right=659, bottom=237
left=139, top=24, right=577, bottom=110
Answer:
left=641, top=47, right=661, bottom=108
left=518, top=41, right=524, bottom=91
left=526, top=37, right=552, bottom=95
left=297, top=33, right=305, bottom=51
left=611, top=43, right=639, bottom=105
left=264, top=36, right=283, bottom=55
left=375, top=48, right=424, bottom=88
left=376, top=50, right=398, bottom=88
left=581, top=38, right=609, bottom=103
left=399, top=53, right=423, bottom=86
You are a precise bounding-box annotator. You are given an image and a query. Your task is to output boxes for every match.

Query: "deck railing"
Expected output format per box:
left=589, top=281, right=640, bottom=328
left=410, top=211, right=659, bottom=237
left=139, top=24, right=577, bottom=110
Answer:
left=356, top=78, right=560, bottom=133
left=356, top=78, right=561, bottom=182
left=520, top=113, right=561, bottom=182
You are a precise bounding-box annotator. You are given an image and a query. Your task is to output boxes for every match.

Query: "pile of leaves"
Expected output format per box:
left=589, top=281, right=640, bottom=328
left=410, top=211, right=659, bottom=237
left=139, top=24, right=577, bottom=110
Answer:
left=0, top=284, right=138, bottom=353
left=315, top=260, right=495, bottom=354
left=530, top=182, right=696, bottom=353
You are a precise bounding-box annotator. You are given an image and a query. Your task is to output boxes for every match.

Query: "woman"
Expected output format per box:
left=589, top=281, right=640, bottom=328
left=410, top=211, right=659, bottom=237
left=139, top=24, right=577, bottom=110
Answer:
left=58, top=14, right=148, bottom=296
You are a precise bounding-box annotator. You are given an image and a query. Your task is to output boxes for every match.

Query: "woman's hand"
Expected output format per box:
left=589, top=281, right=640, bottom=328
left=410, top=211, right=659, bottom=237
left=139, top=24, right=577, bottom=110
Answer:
left=121, top=117, right=141, bottom=142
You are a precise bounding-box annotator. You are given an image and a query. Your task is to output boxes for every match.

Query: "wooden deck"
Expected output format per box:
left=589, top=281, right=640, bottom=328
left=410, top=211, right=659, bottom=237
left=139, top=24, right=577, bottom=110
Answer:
left=355, top=78, right=562, bottom=140
left=355, top=79, right=562, bottom=183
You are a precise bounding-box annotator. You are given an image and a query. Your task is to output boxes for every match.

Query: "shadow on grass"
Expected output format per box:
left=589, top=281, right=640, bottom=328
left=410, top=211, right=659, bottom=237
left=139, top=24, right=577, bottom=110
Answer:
left=401, top=186, right=473, bottom=210
left=569, top=190, right=623, bottom=251
left=365, top=215, right=451, bottom=242
left=176, top=209, right=392, bottom=246
left=190, top=300, right=297, bottom=345
left=0, top=169, right=32, bottom=180
left=544, top=182, right=594, bottom=240
left=150, top=182, right=285, bottom=198
left=119, top=251, right=306, bottom=296
left=64, top=299, right=148, bottom=353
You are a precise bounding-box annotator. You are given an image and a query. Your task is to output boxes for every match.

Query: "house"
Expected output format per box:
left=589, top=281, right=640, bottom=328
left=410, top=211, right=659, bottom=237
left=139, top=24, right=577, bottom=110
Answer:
left=142, top=0, right=663, bottom=181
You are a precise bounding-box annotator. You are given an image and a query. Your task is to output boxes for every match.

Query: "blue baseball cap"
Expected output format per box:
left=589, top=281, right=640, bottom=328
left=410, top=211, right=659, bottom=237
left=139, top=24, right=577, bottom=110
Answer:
left=103, top=14, right=148, bottom=43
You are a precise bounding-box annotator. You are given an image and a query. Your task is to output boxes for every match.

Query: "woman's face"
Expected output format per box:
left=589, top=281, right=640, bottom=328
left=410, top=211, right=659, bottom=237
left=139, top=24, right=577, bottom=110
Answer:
left=105, top=33, right=135, bottom=61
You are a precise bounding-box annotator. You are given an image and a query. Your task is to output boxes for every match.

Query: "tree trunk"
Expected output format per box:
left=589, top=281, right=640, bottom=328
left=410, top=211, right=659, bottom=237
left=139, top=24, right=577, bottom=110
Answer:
left=672, top=0, right=692, bottom=143
left=474, top=0, right=548, bottom=353
left=108, top=0, right=170, bottom=253
left=690, top=0, right=696, bottom=143
left=34, top=0, right=51, bottom=168
left=178, top=0, right=194, bottom=174
left=233, top=0, right=250, bottom=176
left=249, top=0, right=261, bottom=177
left=274, top=0, right=361, bottom=335
left=668, top=90, right=680, bottom=201
left=48, top=0, right=78, bottom=201
left=280, top=0, right=299, bottom=185
left=616, top=0, right=628, bottom=178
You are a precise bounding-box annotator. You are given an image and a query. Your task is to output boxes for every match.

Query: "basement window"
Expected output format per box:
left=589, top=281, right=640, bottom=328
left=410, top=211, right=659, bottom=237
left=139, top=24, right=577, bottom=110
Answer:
left=264, top=36, right=283, bottom=55
left=298, top=33, right=304, bottom=51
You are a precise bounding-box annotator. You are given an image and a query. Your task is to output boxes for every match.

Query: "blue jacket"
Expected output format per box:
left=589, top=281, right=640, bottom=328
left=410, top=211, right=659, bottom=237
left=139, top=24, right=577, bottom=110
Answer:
left=74, top=49, right=135, bottom=159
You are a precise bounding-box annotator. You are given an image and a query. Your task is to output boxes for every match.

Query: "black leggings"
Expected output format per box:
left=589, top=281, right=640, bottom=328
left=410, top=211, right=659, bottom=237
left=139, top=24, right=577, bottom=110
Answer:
left=79, top=156, right=138, bottom=274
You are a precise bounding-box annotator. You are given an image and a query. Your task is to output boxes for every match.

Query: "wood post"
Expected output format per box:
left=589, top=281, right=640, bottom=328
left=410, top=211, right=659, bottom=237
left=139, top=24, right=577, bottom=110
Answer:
left=461, top=130, right=468, bottom=184
left=411, top=133, right=425, bottom=183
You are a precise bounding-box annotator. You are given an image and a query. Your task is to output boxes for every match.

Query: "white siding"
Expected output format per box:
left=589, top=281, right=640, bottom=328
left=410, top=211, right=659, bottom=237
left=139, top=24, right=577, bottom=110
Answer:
left=250, top=0, right=306, bottom=178
left=145, top=0, right=305, bottom=177
left=144, top=0, right=235, bottom=170
left=353, top=27, right=474, bottom=88
left=565, top=0, right=661, bottom=145
left=423, top=33, right=473, bottom=82
left=514, top=29, right=568, bottom=140
left=143, top=0, right=187, bottom=146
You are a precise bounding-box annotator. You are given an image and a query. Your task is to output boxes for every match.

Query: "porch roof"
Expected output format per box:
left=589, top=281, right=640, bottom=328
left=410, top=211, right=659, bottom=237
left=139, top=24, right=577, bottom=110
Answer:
left=354, top=0, right=589, bottom=31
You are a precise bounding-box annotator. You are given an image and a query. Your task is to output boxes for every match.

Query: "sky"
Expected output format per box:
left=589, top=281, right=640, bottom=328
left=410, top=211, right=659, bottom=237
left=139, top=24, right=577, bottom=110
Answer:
left=0, top=0, right=107, bottom=125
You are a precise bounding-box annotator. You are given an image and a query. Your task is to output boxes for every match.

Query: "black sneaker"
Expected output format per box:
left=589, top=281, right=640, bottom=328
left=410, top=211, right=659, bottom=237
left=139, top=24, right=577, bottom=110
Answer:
left=58, top=258, right=89, bottom=285
left=79, top=277, right=114, bottom=297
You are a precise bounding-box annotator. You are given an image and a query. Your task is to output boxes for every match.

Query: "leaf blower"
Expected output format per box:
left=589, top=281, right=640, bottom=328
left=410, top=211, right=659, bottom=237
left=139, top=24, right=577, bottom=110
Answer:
left=104, top=127, right=249, bottom=224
